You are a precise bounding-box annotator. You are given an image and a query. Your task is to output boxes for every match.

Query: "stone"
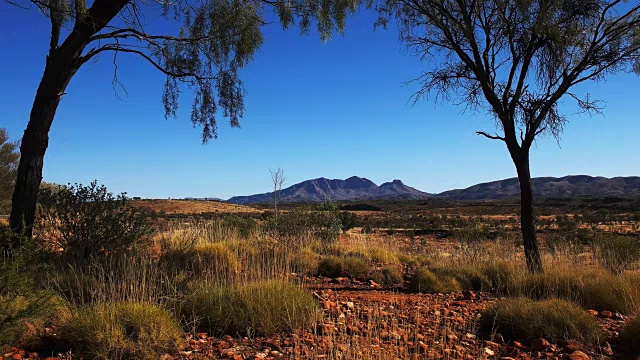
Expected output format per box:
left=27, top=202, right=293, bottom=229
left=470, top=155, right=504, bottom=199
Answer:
left=598, top=310, right=613, bottom=318
left=462, top=290, right=477, bottom=301
left=346, top=301, right=355, bottom=310
left=566, top=350, right=590, bottom=360
left=531, top=338, right=551, bottom=351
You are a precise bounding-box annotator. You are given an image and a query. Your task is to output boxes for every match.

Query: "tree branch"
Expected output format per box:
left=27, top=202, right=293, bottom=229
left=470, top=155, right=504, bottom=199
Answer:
left=476, top=131, right=505, bottom=141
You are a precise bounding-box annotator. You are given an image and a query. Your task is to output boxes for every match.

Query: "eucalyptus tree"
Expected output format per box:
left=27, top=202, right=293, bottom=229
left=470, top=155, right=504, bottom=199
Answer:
left=375, top=0, right=640, bottom=272
left=4, top=0, right=360, bottom=247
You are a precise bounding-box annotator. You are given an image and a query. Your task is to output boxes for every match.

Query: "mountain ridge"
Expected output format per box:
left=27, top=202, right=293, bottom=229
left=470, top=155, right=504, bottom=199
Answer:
left=226, top=175, right=640, bottom=204
left=435, top=175, right=640, bottom=200
left=227, top=176, right=430, bottom=204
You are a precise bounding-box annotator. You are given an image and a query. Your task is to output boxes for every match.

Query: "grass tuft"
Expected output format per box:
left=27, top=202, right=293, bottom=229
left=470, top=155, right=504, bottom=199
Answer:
left=409, top=268, right=462, bottom=293
left=180, top=280, right=319, bottom=337
left=57, top=302, right=183, bottom=360
left=479, top=298, right=603, bottom=343
left=317, top=255, right=371, bottom=279
left=618, top=316, right=640, bottom=355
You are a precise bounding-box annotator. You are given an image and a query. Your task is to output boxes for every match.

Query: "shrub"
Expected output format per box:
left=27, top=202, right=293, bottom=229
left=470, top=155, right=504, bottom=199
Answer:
left=37, top=181, right=153, bottom=261
left=593, top=233, right=640, bottom=273
left=223, top=215, right=258, bottom=238
left=368, top=266, right=403, bottom=286
left=57, top=302, right=183, bottom=360
left=479, top=298, right=603, bottom=343
left=181, top=280, right=318, bottom=336
left=267, top=203, right=341, bottom=246
left=337, top=211, right=357, bottom=233
left=409, top=268, right=461, bottom=293
left=367, top=247, right=400, bottom=264
left=0, top=240, right=55, bottom=346
left=618, top=316, right=640, bottom=355
left=361, top=224, right=373, bottom=234
left=291, top=247, right=319, bottom=275
left=317, top=256, right=371, bottom=279
left=513, top=268, right=640, bottom=313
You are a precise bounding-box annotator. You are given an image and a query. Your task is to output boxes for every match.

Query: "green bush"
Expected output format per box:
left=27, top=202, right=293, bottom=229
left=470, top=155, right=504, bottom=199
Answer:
left=619, top=316, right=640, bottom=355
left=337, top=211, right=357, bottom=233
left=37, top=181, right=153, bottom=261
left=57, top=302, right=183, bottom=360
left=181, top=280, right=318, bottom=336
left=223, top=215, right=258, bottom=238
left=368, top=266, right=403, bottom=286
left=317, top=255, right=371, bottom=278
left=267, top=202, right=341, bottom=246
left=0, top=240, right=54, bottom=346
left=409, top=268, right=461, bottom=293
left=479, top=298, right=603, bottom=343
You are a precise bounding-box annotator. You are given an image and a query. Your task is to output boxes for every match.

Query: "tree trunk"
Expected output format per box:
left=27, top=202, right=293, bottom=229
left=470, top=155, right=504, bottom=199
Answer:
left=8, top=54, right=79, bottom=248
left=511, top=150, right=543, bottom=273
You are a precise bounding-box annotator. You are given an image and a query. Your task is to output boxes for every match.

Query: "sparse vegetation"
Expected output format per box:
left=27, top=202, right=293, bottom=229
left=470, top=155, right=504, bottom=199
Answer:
left=593, top=233, right=640, bottom=273
left=180, top=280, right=318, bottom=336
left=619, top=316, right=640, bottom=355
left=0, top=128, right=19, bottom=216
left=57, top=302, right=183, bottom=360
left=317, top=255, right=371, bottom=279
left=409, top=268, right=462, bottom=293
left=37, top=181, right=153, bottom=261
left=368, top=266, right=403, bottom=286
left=479, top=298, right=603, bottom=343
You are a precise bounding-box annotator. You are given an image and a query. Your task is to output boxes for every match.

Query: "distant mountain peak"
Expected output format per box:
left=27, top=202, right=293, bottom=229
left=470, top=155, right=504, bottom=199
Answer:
left=227, top=176, right=429, bottom=204
left=436, top=175, right=640, bottom=200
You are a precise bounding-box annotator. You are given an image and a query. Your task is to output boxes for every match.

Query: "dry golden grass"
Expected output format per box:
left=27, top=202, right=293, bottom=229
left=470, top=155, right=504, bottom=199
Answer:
left=131, top=199, right=260, bottom=215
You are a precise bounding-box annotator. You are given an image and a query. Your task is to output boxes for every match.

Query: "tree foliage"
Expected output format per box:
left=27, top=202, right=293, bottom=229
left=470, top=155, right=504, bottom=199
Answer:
left=376, top=0, right=640, bottom=148
left=0, top=129, right=19, bottom=214
left=9, top=0, right=360, bottom=142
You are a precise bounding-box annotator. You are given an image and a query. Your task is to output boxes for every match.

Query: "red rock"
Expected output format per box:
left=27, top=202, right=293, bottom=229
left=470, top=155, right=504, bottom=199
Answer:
left=586, top=309, right=598, bottom=316
left=462, top=290, right=477, bottom=300
left=598, top=310, right=613, bottom=318
left=601, top=342, right=613, bottom=356
left=566, top=350, right=590, bottom=360
left=531, top=338, right=551, bottom=351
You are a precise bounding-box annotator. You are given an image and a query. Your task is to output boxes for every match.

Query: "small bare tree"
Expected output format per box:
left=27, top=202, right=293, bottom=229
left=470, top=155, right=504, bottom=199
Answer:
left=270, top=168, right=286, bottom=219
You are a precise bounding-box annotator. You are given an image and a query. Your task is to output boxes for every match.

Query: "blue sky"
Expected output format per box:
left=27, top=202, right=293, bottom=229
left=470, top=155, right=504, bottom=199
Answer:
left=1, top=4, right=639, bottom=199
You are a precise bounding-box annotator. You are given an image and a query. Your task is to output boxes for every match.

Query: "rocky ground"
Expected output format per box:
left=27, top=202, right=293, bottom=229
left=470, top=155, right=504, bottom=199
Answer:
left=1, top=282, right=635, bottom=360
left=162, top=285, right=632, bottom=360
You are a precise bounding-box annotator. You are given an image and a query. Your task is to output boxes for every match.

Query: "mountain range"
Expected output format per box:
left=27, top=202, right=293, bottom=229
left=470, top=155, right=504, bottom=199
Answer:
left=437, top=175, right=640, bottom=200
left=227, top=176, right=430, bottom=204
left=225, top=175, right=640, bottom=204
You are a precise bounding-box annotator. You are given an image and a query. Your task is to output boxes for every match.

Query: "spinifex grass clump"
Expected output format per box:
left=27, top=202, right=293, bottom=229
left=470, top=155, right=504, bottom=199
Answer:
left=618, top=316, right=640, bottom=355
left=409, top=268, right=462, bottom=293
left=57, top=302, right=183, bottom=360
left=479, top=298, right=603, bottom=343
left=509, top=267, right=640, bottom=314
left=317, top=255, right=371, bottom=279
left=180, top=280, right=319, bottom=336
